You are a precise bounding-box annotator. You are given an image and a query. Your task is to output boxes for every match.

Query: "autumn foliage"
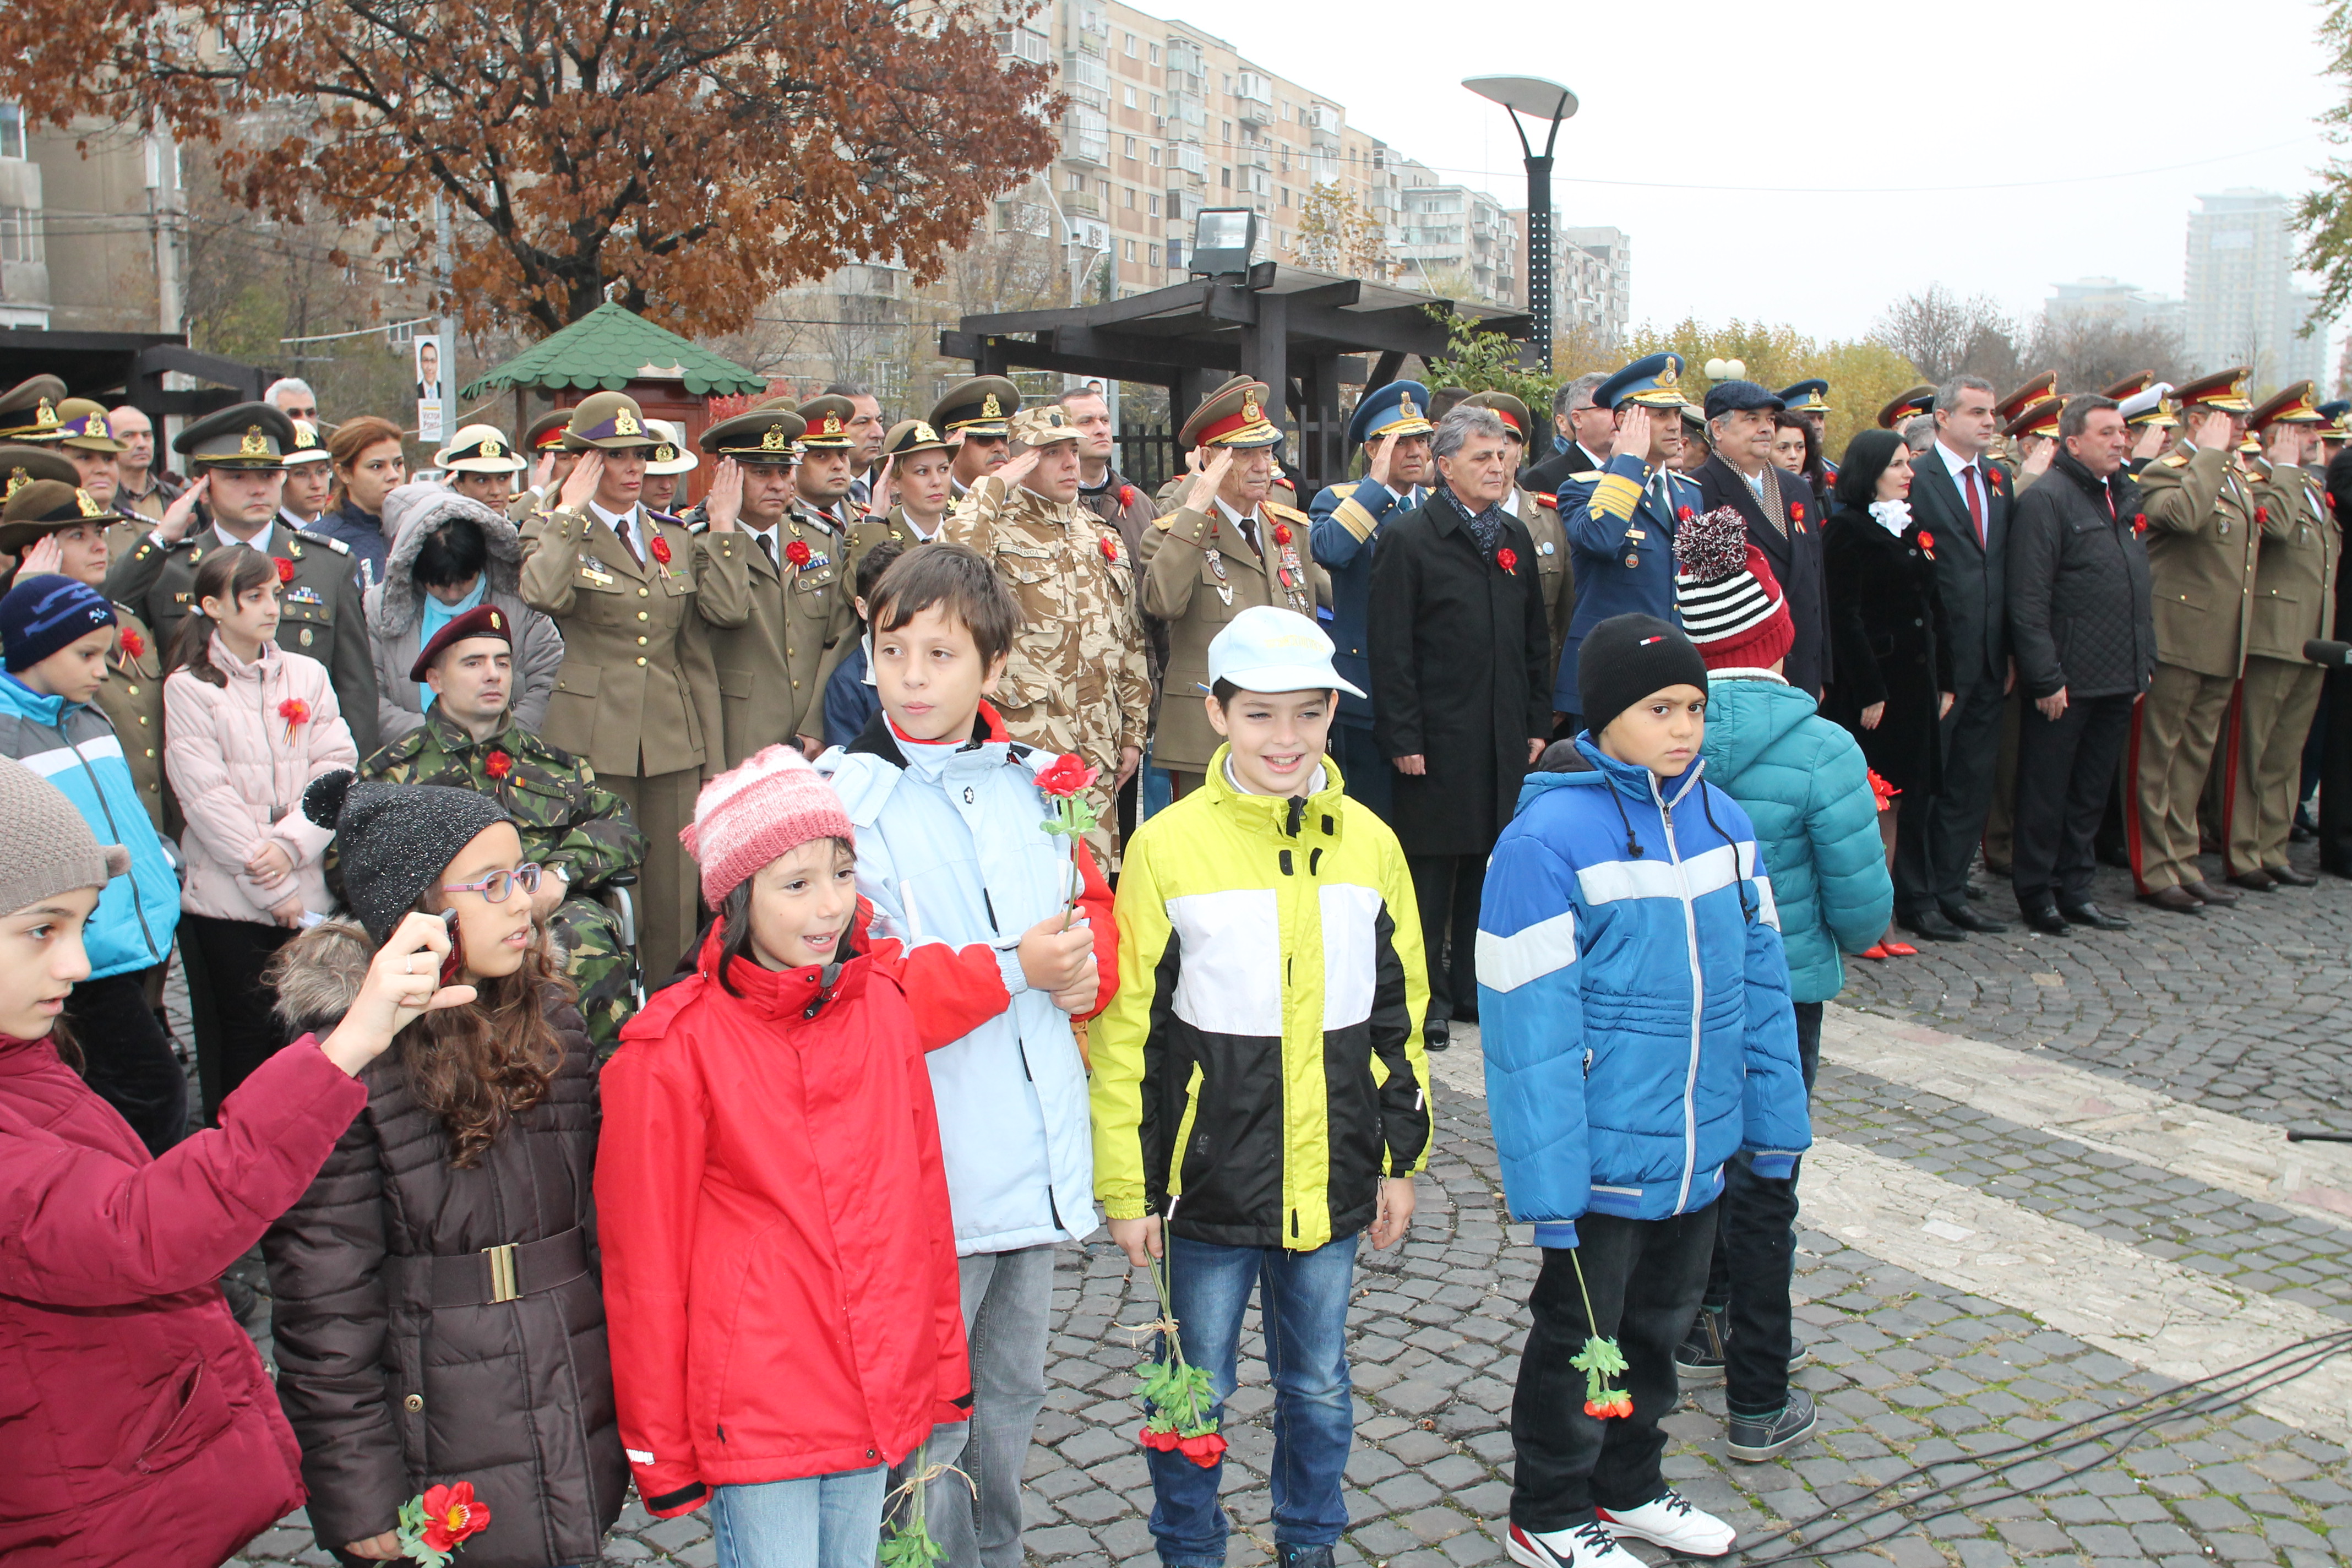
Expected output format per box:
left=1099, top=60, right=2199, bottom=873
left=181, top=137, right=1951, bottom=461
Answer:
left=0, top=0, right=1061, bottom=337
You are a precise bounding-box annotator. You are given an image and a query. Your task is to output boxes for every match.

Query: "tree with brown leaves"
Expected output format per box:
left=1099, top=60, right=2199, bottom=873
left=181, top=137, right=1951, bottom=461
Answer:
left=2, top=0, right=1060, bottom=337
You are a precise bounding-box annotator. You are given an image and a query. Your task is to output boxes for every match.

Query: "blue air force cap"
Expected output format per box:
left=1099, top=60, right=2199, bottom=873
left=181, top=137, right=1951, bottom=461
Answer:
left=1593, top=353, right=1689, bottom=412
left=1348, top=380, right=1435, bottom=448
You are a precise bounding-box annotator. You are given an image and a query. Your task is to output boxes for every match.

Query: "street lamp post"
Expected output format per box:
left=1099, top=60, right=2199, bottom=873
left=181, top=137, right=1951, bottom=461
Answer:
left=1462, top=75, right=1578, bottom=374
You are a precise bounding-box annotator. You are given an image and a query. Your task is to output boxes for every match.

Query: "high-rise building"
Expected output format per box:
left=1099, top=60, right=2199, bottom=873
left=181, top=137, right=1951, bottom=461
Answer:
left=2182, top=189, right=2326, bottom=389
left=1510, top=214, right=1630, bottom=347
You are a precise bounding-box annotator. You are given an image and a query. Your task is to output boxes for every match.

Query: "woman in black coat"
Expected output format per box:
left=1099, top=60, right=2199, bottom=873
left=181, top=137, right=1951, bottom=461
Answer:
left=1824, top=429, right=1956, bottom=956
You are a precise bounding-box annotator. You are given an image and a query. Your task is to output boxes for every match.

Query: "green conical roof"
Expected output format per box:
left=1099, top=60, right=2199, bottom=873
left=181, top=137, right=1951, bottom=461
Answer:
left=459, top=303, right=766, bottom=400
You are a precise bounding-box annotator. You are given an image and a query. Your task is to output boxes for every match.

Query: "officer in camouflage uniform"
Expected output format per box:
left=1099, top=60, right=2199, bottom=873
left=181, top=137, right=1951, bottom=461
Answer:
left=361, top=602, right=648, bottom=1049
left=941, top=402, right=1151, bottom=837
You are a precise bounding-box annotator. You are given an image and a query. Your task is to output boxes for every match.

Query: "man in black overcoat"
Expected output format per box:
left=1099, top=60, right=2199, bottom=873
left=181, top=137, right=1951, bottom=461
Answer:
left=1695, top=380, right=1831, bottom=698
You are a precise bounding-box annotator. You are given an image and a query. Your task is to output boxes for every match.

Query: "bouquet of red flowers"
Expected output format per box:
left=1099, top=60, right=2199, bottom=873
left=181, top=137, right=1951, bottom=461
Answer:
left=1035, top=752, right=1099, bottom=931
left=1133, top=1255, right=1226, bottom=1468
left=394, top=1481, right=492, bottom=1567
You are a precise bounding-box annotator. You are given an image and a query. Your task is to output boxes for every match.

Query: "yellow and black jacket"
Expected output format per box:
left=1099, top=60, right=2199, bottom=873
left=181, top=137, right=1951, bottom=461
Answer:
left=1091, top=749, right=1433, bottom=1250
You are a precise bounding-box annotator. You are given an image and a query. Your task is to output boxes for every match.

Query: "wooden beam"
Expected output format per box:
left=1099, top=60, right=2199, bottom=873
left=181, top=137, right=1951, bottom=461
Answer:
left=1052, top=325, right=1239, bottom=373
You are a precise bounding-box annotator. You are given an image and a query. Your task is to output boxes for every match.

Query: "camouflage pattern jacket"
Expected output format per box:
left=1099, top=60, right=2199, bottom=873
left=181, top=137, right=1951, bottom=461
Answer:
left=941, top=473, right=1151, bottom=827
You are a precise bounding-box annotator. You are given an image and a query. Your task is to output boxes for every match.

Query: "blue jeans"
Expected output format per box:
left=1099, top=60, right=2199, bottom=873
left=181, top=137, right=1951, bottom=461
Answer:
left=711, top=1465, right=888, bottom=1568
left=1148, top=1233, right=1359, bottom=1567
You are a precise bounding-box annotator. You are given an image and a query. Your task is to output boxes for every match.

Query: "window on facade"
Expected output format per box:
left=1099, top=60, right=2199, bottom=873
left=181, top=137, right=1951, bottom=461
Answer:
left=0, top=206, right=40, bottom=263
left=0, top=105, right=23, bottom=161
left=1124, top=86, right=1138, bottom=110
left=1124, top=32, right=1137, bottom=55
left=1069, top=171, right=1086, bottom=192
left=1098, top=180, right=1112, bottom=202
left=1221, top=167, right=1232, bottom=188
left=1150, top=194, right=1162, bottom=217
left=1124, top=186, right=1136, bottom=209
left=1149, top=43, right=1161, bottom=66
left=1221, top=120, right=1232, bottom=146
left=1148, top=145, right=1160, bottom=167
left=1124, top=135, right=1138, bottom=158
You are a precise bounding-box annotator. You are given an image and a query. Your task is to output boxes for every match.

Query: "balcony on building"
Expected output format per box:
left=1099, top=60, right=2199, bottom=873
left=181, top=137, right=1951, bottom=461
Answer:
left=1235, top=72, right=1273, bottom=127
left=995, top=24, right=1050, bottom=66
left=1306, top=103, right=1342, bottom=152
left=1064, top=105, right=1109, bottom=168
left=1064, top=52, right=1112, bottom=108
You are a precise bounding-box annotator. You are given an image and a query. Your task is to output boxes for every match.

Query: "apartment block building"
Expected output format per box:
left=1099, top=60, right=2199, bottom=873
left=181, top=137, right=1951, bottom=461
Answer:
left=2182, top=189, right=2326, bottom=389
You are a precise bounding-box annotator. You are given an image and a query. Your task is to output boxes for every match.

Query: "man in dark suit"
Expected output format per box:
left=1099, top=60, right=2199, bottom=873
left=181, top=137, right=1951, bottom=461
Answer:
left=1897, top=375, right=2014, bottom=940
left=1695, top=381, right=1831, bottom=698
left=1521, top=372, right=1614, bottom=497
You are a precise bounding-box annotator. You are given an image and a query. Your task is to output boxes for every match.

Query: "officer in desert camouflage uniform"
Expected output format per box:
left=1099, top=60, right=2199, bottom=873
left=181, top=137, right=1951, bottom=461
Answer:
left=941, top=402, right=1150, bottom=837
left=361, top=603, right=648, bottom=1050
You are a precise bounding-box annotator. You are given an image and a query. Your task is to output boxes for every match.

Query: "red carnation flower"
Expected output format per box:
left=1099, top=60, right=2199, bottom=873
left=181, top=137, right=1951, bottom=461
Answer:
left=1790, top=502, right=1806, bottom=523
left=1917, top=530, right=1935, bottom=550
left=118, top=628, right=143, bottom=660
left=418, top=1482, right=492, bottom=1554
left=2256, top=505, right=2270, bottom=525
left=1138, top=1425, right=1181, bottom=1452
left=1036, top=752, right=1099, bottom=799
left=1678, top=506, right=1695, bottom=521
left=648, top=535, right=672, bottom=565
left=1273, top=522, right=1293, bottom=546
left=1099, top=534, right=1120, bottom=562
left=2133, top=512, right=2148, bottom=535
left=485, top=750, right=514, bottom=781
left=274, top=557, right=295, bottom=584
left=1177, top=1431, right=1228, bottom=1468
left=1496, top=546, right=1518, bottom=574
left=1120, top=484, right=1139, bottom=508
left=785, top=538, right=813, bottom=568
left=277, top=697, right=310, bottom=727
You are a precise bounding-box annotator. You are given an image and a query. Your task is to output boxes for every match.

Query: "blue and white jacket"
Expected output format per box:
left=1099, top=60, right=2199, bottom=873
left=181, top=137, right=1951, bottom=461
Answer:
left=1476, top=737, right=1810, bottom=1245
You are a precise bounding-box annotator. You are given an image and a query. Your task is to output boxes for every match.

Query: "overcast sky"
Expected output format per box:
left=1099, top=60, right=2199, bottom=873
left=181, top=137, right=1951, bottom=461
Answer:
left=1167, top=0, right=2344, bottom=351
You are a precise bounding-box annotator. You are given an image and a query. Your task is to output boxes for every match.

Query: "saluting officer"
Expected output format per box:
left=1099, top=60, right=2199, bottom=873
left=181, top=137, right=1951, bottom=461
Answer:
left=1140, top=378, right=1324, bottom=796
left=692, top=407, right=855, bottom=766
left=2224, top=383, right=2336, bottom=889
left=518, top=389, right=724, bottom=980
left=930, top=375, right=1021, bottom=500
left=2119, top=384, right=2179, bottom=475
left=1781, top=378, right=1840, bottom=488
left=2127, top=366, right=2261, bottom=913
left=105, top=401, right=381, bottom=756
left=437, top=423, right=529, bottom=511
left=1154, top=374, right=1304, bottom=513
left=792, top=394, right=869, bottom=542
left=846, top=417, right=956, bottom=575
left=2005, top=394, right=2065, bottom=492
left=509, top=408, right=578, bottom=523
left=51, top=398, right=126, bottom=512
left=1462, top=390, right=1574, bottom=678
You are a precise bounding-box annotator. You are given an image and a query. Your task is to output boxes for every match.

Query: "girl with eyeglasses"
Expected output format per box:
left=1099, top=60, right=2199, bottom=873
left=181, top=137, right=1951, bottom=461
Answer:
left=262, top=772, right=624, bottom=1568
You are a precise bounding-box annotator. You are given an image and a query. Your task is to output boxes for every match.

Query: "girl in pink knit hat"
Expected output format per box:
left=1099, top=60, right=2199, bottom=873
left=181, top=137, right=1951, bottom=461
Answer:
left=595, top=744, right=997, bottom=1568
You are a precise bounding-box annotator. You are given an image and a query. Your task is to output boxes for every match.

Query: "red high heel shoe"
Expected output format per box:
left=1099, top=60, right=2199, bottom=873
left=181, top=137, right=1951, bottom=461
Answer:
left=1859, top=943, right=1890, bottom=960
left=1881, top=940, right=1919, bottom=956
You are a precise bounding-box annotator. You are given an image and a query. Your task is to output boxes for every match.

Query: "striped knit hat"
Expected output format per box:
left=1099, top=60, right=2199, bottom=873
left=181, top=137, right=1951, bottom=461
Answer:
left=1673, top=505, right=1794, bottom=672
left=679, top=744, right=856, bottom=906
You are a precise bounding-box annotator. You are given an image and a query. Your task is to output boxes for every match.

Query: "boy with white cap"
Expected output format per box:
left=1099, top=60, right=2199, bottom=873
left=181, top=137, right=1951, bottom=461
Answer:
left=1092, top=604, right=1432, bottom=1568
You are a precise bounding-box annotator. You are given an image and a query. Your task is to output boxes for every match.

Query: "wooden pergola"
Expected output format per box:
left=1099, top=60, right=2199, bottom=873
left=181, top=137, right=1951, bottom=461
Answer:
left=940, top=263, right=1531, bottom=495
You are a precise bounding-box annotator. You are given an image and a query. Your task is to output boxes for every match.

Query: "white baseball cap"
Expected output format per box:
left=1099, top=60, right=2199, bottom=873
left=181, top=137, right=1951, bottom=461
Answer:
left=1205, top=605, right=1364, bottom=698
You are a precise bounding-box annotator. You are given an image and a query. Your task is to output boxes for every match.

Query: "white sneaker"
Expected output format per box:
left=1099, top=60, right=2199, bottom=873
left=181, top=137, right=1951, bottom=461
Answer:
left=1596, top=1490, right=1738, bottom=1558
left=1505, top=1520, right=1645, bottom=1568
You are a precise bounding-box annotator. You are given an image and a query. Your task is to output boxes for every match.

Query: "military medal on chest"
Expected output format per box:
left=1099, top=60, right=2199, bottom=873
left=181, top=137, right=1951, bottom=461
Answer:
left=1205, top=546, right=1234, bottom=606
left=1271, top=521, right=1306, bottom=609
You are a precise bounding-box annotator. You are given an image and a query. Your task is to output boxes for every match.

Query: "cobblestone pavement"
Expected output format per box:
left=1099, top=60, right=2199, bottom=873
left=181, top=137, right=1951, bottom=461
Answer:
left=227, top=850, right=2352, bottom=1568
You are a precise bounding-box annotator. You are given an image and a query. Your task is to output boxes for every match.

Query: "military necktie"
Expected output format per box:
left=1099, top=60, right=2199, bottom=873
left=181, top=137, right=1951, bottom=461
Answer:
left=756, top=531, right=778, bottom=570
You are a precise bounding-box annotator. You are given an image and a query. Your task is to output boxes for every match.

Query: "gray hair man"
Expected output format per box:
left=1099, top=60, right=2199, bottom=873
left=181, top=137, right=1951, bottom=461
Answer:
left=264, top=377, right=318, bottom=424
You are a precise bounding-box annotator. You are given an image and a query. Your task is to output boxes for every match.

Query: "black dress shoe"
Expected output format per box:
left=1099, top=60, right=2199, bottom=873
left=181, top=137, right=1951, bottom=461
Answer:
left=2139, top=885, right=2207, bottom=914
left=2184, top=878, right=2241, bottom=906
left=2266, top=864, right=2319, bottom=887
left=2060, top=901, right=2131, bottom=930
left=1941, top=904, right=2010, bottom=934
left=1899, top=909, right=1969, bottom=942
left=1423, top=1019, right=1450, bottom=1053
left=2229, top=868, right=2279, bottom=891
left=1964, top=881, right=1990, bottom=900
left=2019, top=903, right=2071, bottom=935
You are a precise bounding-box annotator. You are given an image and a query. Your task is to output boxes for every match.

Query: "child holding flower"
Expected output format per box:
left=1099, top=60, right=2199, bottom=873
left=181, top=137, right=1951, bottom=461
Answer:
left=164, top=545, right=355, bottom=1117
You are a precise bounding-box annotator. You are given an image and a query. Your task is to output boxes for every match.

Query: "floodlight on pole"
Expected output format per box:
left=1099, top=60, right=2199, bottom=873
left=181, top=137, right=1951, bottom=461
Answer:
left=1462, top=75, right=1577, bottom=374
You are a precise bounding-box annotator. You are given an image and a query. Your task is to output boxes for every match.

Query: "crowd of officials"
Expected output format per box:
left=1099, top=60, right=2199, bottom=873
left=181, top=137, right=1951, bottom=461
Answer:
left=0, top=343, right=2337, bottom=1568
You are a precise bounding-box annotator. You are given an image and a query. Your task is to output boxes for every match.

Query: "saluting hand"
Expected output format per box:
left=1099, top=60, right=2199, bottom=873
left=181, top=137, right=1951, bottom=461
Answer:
left=558, top=450, right=603, bottom=512
left=996, top=447, right=1042, bottom=491
left=868, top=461, right=895, bottom=520
left=2132, top=423, right=2168, bottom=462
left=2194, top=411, right=2234, bottom=454
left=1186, top=448, right=1234, bottom=514
left=705, top=458, right=744, bottom=533
left=1615, top=405, right=1654, bottom=465
left=17, top=535, right=64, bottom=577
left=1367, top=431, right=1399, bottom=491
left=156, top=473, right=210, bottom=543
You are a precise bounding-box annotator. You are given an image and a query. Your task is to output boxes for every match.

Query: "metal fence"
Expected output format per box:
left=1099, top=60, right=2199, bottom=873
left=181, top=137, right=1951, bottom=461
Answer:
left=1115, top=424, right=1180, bottom=492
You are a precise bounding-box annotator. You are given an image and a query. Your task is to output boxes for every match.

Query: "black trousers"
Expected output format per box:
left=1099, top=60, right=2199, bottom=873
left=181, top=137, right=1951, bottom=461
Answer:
left=181, top=914, right=297, bottom=1124
left=2013, top=692, right=2135, bottom=906
left=1331, top=720, right=1393, bottom=820
left=65, top=966, right=186, bottom=1156
left=2321, top=666, right=2352, bottom=872
left=1701, top=1000, right=1821, bottom=1418
left=1509, top=1206, right=1719, bottom=1530
left=1406, top=852, right=1484, bottom=1025
left=1907, top=675, right=2006, bottom=917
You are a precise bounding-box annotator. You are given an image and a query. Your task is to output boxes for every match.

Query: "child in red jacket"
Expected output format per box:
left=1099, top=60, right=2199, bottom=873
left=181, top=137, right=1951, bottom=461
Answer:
left=596, top=745, right=979, bottom=1568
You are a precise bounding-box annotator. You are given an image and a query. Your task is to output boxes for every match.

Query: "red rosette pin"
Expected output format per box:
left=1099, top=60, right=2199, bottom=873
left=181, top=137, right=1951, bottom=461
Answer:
left=485, top=750, right=514, bottom=781
left=2256, top=505, right=2270, bottom=526
left=1496, top=546, right=1519, bottom=575
left=1790, top=502, right=1806, bottom=524
left=648, top=535, right=672, bottom=565
left=274, top=557, right=295, bottom=584
left=118, top=628, right=144, bottom=660
left=1120, top=484, right=1139, bottom=508
left=276, top=696, right=310, bottom=744
left=1099, top=534, right=1120, bottom=562
left=2133, top=512, right=2148, bottom=536
left=785, top=538, right=813, bottom=568
left=1273, top=522, right=1293, bottom=546
left=1677, top=506, right=1695, bottom=521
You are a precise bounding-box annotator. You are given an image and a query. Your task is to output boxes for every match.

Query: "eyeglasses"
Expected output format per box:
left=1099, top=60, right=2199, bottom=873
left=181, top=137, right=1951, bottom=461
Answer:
left=440, top=863, right=543, bottom=903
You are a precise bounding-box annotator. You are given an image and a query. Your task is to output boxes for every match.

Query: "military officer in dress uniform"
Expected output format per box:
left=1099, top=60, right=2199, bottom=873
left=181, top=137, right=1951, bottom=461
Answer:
left=638, top=420, right=698, bottom=519
left=2120, top=385, right=2179, bottom=475
left=437, top=423, right=528, bottom=510
left=2126, top=366, right=2261, bottom=914
left=2004, top=394, right=2065, bottom=492
left=847, top=417, right=955, bottom=575
left=518, top=389, right=724, bottom=980
left=1463, top=390, right=1574, bottom=679
left=792, top=394, right=867, bottom=540
left=1153, top=374, right=1305, bottom=513
left=1552, top=352, right=1702, bottom=725
left=50, top=398, right=126, bottom=512
left=691, top=407, right=854, bottom=767
left=1308, top=378, right=1433, bottom=816
left=0, top=375, right=66, bottom=443
left=509, top=408, right=579, bottom=522
left=1781, top=378, right=1839, bottom=486
left=2223, top=383, right=2335, bottom=890
left=930, top=375, right=1020, bottom=499
left=1877, top=385, right=1937, bottom=431
left=105, top=401, right=380, bottom=756
left=941, top=403, right=1151, bottom=839
left=1140, top=378, right=1323, bottom=796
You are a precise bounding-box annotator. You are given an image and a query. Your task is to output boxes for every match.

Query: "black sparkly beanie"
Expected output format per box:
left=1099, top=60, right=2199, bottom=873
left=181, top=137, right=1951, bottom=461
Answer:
left=1577, top=614, right=1711, bottom=741
left=303, top=771, right=513, bottom=943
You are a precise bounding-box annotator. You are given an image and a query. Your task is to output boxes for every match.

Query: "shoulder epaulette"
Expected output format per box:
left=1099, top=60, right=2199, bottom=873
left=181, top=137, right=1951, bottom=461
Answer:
left=2158, top=453, right=2188, bottom=468
left=1264, top=500, right=1310, bottom=524
left=1569, top=471, right=1602, bottom=483
left=293, top=527, right=351, bottom=555
left=1533, top=492, right=1559, bottom=509
left=1153, top=512, right=1178, bottom=531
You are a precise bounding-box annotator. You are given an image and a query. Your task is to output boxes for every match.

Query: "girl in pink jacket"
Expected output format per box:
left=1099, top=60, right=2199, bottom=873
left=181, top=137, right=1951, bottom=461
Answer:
left=164, top=546, right=357, bottom=1119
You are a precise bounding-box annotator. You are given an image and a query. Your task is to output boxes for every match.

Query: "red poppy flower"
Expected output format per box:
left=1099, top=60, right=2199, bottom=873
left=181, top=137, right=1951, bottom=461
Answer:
left=1790, top=503, right=1806, bottom=523
left=1098, top=535, right=1120, bottom=562
left=1177, top=1431, right=1228, bottom=1468
left=2133, top=512, right=2148, bottom=535
left=2256, top=505, right=2270, bottom=525
left=1583, top=1395, right=1635, bottom=1420
left=485, top=750, right=514, bottom=780
left=1917, top=530, right=1935, bottom=550
left=1138, top=1425, right=1181, bottom=1452
left=1273, top=522, right=1293, bottom=546
left=1120, top=484, right=1139, bottom=509
left=419, top=1482, right=492, bottom=1554
left=277, top=698, right=310, bottom=727
left=118, top=628, right=144, bottom=660
left=785, top=538, right=813, bottom=568
left=274, top=557, right=295, bottom=584
left=1496, top=547, right=1519, bottom=574
left=648, top=535, right=672, bottom=565
left=1036, top=752, right=1099, bottom=799
left=1678, top=506, right=1694, bottom=522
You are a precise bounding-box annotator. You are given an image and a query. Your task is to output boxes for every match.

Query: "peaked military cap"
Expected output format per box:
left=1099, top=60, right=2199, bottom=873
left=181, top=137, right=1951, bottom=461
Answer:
left=1008, top=405, right=1081, bottom=447
left=1994, top=372, right=2058, bottom=424
left=0, top=376, right=68, bottom=443
left=410, top=601, right=514, bottom=681
left=284, top=417, right=334, bottom=466
left=562, top=390, right=660, bottom=452
left=175, top=400, right=296, bottom=469
left=881, top=418, right=950, bottom=461
left=437, top=423, right=524, bottom=475
left=0, top=477, right=125, bottom=554
left=2103, top=371, right=2158, bottom=400
left=2118, top=385, right=2177, bottom=428
left=53, top=398, right=124, bottom=454
left=929, top=376, right=1020, bottom=439
left=1347, top=380, right=1433, bottom=447
left=1778, top=379, right=1833, bottom=414
left=522, top=408, right=573, bottom=454
left=2320, top=399, right=2352, bottom=432
left=1460, top=389, right=1532, bottom=441
left=2002, top=395, right=2063, bottom=441
left=0, top=445, right=78, bottom=501
left=1596, top=352, right=1690, bottom=411
left=644, top=418, right=699, bottom=475
left=2171, top=366, right=2254, bottom=414
left=2248, top=380, right=2324, bottom=431
left=1179, top=378, right=1283, bottom=449
left=1877, top=385, right=1937, bottom=429
left=701, top=409, right=808, bottom=464
left=797, top=394, right=860, bottom=450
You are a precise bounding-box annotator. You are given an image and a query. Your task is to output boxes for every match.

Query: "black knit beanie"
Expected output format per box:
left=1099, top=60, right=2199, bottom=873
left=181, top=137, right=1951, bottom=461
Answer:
left=303, top=770, right=514, bottom=944
left=1578, top=614, right=1711, bottom=741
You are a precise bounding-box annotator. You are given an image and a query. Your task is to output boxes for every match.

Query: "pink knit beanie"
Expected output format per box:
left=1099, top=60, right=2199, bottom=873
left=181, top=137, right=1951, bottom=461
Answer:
left=679, top=744, right=856, bottom=906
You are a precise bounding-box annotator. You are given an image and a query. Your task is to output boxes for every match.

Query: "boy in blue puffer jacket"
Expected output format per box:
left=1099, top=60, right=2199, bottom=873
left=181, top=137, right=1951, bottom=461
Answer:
left=1479, top=613, right=1809, bottom=1568
left=1675, top=507, right=1890, bottom=1464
